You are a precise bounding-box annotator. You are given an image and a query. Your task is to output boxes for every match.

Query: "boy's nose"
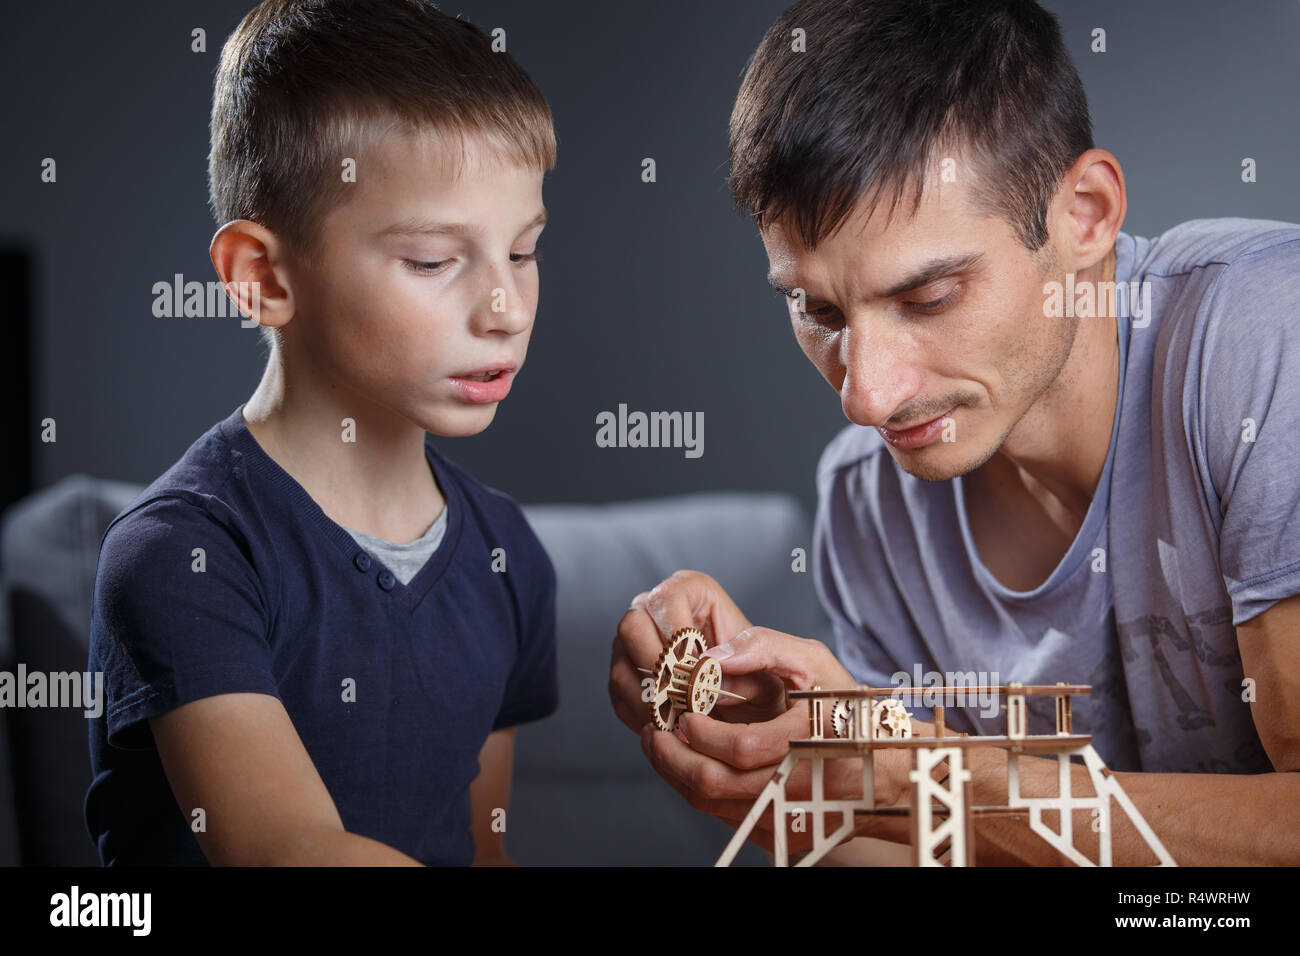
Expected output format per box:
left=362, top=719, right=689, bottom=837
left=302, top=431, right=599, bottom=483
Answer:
left=475, top=270, right=533, bottom=335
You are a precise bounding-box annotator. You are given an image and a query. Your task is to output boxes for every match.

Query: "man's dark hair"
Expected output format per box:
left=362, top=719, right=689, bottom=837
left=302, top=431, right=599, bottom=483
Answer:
left=729, top=0, right=1093, bottom=252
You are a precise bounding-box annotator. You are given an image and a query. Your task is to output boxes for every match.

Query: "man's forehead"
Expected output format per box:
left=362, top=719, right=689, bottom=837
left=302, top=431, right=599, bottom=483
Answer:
left=761, top=182, right=993, bottom=298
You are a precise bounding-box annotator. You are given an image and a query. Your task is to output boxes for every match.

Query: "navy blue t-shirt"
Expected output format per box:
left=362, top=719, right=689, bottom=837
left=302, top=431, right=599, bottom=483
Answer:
left=84, top=404, right=558, bottom=865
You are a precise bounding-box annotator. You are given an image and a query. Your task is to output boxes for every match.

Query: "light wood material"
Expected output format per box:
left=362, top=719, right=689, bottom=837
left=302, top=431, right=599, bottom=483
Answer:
left=715, top=682, right=1176, bottom=868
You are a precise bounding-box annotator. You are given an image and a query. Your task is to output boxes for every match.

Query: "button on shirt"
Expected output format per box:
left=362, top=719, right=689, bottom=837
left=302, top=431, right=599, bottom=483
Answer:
left=85, top=405, right=558, bottom=865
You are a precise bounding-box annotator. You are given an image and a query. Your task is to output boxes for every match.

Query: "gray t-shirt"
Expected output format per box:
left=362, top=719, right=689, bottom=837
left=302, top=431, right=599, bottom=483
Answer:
left=341, top=503, right=449, bottom=586
left=812, top=217, right=1300, bottom=773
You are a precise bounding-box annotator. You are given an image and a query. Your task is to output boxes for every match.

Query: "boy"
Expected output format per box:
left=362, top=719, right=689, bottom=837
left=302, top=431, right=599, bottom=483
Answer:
left=84, top=0, right=558, bottom=865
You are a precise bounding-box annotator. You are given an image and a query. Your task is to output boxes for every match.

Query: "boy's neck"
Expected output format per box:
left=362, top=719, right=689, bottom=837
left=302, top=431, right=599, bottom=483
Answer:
left=241, top=348, right=446, bottom=544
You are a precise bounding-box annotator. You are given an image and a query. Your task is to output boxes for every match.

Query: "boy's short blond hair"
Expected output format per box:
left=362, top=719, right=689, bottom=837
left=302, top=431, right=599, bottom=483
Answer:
left=208, top=0, right=558, bottom=350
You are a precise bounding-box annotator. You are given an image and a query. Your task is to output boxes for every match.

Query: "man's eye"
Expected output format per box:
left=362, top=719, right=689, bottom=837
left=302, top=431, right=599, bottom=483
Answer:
left=902, top=285, right=962, bottom=315
left=511, top=249, right=544, bottom=265
left=787, top=296, right=840, bottom=323
left=403, top=259, right=449, bottom=275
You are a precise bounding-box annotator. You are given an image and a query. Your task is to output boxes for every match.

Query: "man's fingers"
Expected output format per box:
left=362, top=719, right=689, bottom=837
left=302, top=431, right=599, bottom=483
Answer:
left=641, top=725, right=778, bottom=802
left=704, top=625, right=852, bottom=689
left=615, top=605, right=668, bottom=662
left=675, top=707, right=808, bottom=769
left=641, top=571, right=714, bottom=644
left=609, top=652, right=652, bottom=732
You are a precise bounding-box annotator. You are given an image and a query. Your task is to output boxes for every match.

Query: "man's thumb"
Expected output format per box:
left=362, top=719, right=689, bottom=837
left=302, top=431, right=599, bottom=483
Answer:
left=703, top=626, right=819, bottom=688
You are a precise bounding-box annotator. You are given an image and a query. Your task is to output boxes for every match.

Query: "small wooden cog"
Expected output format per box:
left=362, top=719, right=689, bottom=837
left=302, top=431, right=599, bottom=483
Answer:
left=873, top=698, right=912, bottom=738
left=831, top=698, right=854, bottom=738
left=650, top=627, right=722, bottom=731
left=829, top=697, right=913, bottom=738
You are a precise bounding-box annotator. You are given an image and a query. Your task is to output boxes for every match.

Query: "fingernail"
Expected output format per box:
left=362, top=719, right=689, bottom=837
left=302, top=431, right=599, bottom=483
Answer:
left=673, top=727, right=689, bottom=743
left=705, top=642, right=734, bottom=661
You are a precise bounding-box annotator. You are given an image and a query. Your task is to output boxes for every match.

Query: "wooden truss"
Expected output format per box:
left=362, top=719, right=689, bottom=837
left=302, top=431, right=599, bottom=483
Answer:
left=715, top=682, right=1176, bottom=867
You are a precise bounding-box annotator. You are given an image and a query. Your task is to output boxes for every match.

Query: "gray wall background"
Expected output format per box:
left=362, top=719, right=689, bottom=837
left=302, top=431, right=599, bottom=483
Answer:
left=2, top=0, right=1298, bottom=514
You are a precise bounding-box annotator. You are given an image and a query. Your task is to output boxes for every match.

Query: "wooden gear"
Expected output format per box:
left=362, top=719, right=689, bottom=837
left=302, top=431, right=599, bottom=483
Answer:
left=832, top=697, right=913, bottom=739
left=650, top=627, right=723, bottom=731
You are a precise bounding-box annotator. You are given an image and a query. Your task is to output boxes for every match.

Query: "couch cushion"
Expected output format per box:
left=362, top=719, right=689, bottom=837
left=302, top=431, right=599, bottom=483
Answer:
left=0, top=475, right=142, bottom=865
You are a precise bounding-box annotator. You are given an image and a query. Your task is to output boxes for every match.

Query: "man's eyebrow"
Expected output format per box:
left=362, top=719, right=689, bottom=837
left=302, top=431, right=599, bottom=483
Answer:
left=374, top=207, right=548, bottom=238
left=767, top=251, right=984, bottom=300
left=878, top=251, right=983, bottom=298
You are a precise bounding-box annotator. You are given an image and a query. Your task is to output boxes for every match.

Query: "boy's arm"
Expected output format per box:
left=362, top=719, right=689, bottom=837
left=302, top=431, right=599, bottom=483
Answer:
left=150, top=692, right=423, bottom=866
left=469, top=727, right=517, bottom=866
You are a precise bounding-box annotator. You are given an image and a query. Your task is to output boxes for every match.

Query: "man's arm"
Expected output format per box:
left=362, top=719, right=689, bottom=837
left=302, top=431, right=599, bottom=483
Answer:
left=942, top=592, right=1300, bottom=865
left=830, top=712, right=1300, bottom=866
left=150, top=693, right=423, bottom=865
left=469, top=728, right=517, bottom=866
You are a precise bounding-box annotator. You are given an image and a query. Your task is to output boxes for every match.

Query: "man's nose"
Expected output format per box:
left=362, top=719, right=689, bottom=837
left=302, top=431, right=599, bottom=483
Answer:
left=839, top=321, right=921, bottom=428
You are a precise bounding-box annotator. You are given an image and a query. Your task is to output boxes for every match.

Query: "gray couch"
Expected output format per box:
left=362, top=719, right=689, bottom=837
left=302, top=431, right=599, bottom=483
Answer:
left=0, top=475, right=830, bottom=866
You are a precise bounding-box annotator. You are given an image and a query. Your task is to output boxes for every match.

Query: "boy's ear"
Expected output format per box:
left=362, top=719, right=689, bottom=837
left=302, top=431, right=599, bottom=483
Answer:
left=209, top=219, right=294, bottom=331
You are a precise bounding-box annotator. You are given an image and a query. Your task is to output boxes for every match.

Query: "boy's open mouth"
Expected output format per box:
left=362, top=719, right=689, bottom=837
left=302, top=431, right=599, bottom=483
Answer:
left=452, top=361, right=515, bottom=382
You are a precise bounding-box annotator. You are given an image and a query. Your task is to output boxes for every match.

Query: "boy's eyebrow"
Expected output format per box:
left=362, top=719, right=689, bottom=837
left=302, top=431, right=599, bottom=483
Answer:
left=374, top=207, right=549, bottom=238
left=768, top=251, right=984, bottom=300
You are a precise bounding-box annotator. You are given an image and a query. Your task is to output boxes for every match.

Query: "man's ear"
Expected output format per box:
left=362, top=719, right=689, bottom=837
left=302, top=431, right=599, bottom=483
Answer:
left=1050, top=148, right=1127, bottom=274
left=208, top=220, right=295, bottom=331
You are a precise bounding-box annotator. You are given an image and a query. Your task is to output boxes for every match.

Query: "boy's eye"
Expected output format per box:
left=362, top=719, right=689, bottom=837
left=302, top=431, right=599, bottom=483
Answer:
left=403, top=259, right=449, bottom=276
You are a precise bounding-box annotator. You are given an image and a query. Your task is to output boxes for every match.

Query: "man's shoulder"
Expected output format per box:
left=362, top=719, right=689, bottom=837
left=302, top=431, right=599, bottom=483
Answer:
left=1137, top=217, right=1300, bottom=281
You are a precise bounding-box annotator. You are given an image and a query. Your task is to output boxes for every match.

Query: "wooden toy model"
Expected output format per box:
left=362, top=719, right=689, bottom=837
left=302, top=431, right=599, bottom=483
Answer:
left=646, top=627, right=748, bottom=731
left=715, top=682, right=1176, bottom=868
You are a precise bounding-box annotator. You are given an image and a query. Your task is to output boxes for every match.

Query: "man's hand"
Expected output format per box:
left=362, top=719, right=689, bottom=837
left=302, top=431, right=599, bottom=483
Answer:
left=609, top=569, right=755, bottom=734
left=610, top=572, right=898, bottom=854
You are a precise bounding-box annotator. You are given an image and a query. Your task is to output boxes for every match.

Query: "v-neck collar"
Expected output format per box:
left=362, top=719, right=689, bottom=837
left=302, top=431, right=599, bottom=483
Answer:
left=220, top=403, right=464, bottom=612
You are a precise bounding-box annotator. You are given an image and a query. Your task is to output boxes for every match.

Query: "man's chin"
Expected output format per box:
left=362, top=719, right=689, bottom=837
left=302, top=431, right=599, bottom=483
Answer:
left=885, top=441, right=993, bottom=482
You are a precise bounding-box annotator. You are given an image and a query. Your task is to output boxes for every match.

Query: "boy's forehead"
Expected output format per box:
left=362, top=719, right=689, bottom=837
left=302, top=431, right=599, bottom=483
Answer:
left=365, top=126, right=528, bottom=185
left=334, top=127, right=545, bottom=232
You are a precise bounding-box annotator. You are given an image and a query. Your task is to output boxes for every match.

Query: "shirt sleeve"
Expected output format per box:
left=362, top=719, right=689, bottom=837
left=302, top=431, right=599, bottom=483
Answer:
left=1200, top=235, right=1300, bottom=625
left=90, top=494, right=279, bottom=750
left=490, top=513, right=559, bottom=730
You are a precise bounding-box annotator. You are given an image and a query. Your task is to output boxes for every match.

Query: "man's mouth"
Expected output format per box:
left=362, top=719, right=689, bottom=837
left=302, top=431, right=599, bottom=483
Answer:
left=877, top=405, right=957, bottom=449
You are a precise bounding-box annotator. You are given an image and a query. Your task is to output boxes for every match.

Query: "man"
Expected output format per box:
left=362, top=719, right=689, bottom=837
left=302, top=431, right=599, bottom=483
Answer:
left=609, top=0, right=1300, bottom=865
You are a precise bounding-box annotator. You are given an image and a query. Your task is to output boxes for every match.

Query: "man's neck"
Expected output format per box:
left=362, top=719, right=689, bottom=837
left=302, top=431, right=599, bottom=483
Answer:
left=241, top=347, right=445, bottom=544
left=975, top=245, right=1120, bottom=528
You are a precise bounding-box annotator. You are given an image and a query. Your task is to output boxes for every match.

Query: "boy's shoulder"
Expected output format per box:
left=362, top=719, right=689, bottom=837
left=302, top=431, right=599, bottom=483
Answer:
left=101, top=406, right=249, bottom=548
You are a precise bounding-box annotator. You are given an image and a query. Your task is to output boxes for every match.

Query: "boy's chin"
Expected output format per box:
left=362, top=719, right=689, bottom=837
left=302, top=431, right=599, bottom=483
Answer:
left=422, top=405, right=499, bottom=437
